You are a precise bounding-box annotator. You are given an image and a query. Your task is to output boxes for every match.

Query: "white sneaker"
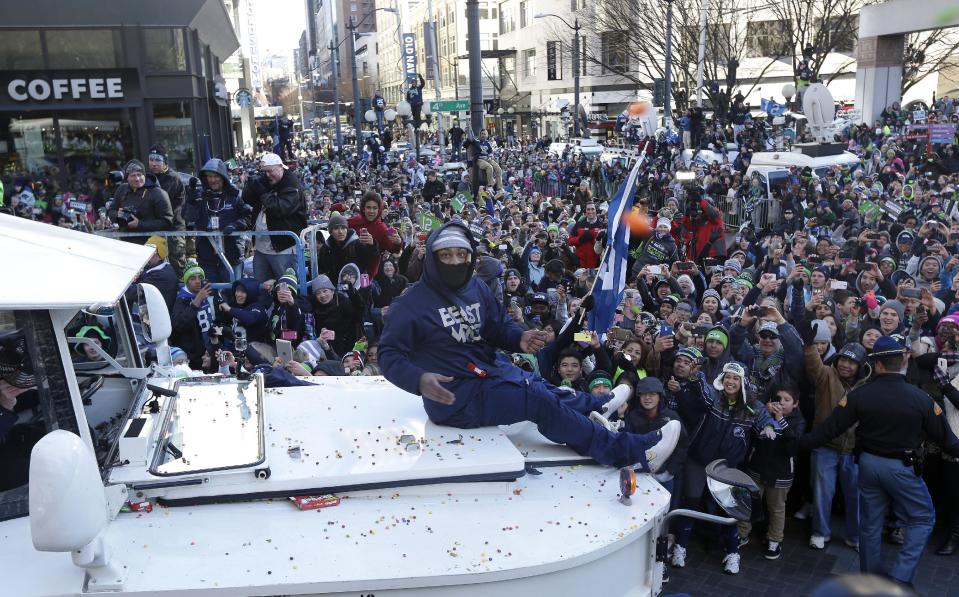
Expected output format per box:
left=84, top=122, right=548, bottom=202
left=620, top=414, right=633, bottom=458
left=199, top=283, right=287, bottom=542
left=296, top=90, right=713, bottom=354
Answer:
left=600, top=384, right=632, bottom=416
left=793, top=503, right=812, bottom=520
left=809, top=534, right=829, bottom=550
left=722, top=552, right=740, bottom=574
left=589, top=410, right=622, bottom=432
left=645, top=420, right=681, bottom=474
left=670, top=544, right=687, bottom=568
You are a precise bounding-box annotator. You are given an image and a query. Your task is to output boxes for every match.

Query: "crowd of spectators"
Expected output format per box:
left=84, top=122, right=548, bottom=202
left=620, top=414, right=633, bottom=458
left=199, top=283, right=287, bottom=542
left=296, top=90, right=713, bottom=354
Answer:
left=2, top=95, right=959, bottom=577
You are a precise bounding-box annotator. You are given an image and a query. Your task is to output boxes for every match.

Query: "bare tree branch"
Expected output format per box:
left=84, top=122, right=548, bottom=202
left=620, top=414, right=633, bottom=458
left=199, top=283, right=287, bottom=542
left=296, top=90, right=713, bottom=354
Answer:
left=902, top=29, right=959, bottom=95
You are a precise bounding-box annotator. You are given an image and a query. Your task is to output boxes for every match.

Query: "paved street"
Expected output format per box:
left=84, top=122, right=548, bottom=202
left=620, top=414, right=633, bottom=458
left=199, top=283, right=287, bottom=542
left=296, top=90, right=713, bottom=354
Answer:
left=668, top=518, right=959, bottom=596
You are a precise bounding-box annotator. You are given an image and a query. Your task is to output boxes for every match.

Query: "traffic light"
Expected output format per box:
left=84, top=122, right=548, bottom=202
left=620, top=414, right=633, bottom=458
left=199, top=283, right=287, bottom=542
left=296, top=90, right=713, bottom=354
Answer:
left=653, top=79, right=666, bottom=107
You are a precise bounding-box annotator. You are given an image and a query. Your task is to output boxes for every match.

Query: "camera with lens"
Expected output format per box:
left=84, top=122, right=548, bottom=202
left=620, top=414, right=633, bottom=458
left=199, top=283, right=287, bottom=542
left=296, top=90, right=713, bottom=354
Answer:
left=115, top=207, right=135, bottom=225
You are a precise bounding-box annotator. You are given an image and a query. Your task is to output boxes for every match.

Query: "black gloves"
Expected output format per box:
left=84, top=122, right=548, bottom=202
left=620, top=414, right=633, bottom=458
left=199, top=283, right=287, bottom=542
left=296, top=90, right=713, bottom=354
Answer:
left=222, top=224, right=237, bottom=236
left=799, top=318, right=817, bottom=346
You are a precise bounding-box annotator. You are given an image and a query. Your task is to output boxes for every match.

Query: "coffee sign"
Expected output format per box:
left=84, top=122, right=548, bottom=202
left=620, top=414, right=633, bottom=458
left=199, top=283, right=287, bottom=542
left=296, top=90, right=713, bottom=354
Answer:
left=7, top=77, right=123, bottom=102
left=0, top=70, right=140, bottom=109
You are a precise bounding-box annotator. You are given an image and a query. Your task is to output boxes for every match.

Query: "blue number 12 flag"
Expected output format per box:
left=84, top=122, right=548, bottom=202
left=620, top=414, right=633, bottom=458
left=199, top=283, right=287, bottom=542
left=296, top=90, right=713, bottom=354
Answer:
left=588, top=156, right=644, bottom=335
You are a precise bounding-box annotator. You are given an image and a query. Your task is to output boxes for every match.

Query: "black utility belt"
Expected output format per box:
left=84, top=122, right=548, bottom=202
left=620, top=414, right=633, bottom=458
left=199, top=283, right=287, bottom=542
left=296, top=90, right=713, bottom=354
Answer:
left=862, top=448, right=921, bottom=461
left=861, top=448, right=925, bottom=475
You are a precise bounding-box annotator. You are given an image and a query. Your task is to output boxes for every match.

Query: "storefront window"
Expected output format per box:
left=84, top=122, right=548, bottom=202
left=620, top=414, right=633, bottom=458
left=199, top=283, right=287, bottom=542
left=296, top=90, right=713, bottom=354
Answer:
left=152, top=101, right=194, bottom=171
left=58, top=110, right=133, bottom=191
left=0, top=30, right=43, bottom=70
left=0, top=112, right=59, bottom=177
left=144, top=28, right=187, bottom=72
left=46, top=29, right=122, bottom=69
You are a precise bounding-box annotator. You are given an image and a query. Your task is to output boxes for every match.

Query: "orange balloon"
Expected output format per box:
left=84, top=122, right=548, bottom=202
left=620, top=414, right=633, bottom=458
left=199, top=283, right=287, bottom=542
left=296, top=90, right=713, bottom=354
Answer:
left=628, top=101, right=652, bottom=117
left=623, top=208, right=651, bottom=235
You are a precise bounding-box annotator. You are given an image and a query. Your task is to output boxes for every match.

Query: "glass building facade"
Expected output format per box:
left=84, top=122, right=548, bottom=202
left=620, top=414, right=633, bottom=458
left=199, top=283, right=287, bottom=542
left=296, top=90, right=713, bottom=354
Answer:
left=0, top=2, right=238, bottom=190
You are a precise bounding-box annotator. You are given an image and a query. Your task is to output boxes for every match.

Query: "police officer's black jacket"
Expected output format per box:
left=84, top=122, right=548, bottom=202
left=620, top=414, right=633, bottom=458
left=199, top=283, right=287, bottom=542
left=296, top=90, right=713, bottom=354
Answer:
left=799, top=373, right=959, bottom=458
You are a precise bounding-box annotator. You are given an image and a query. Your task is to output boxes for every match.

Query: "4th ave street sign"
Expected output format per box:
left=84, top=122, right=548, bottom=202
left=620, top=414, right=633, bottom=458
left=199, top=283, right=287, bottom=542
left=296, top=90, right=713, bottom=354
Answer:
left=429, top=99, right=469, bottom=112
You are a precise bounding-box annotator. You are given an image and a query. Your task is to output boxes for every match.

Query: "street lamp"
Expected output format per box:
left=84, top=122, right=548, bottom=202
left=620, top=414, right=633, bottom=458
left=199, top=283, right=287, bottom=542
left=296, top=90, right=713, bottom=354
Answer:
left=395, top=100, right=419, bottom=158
left=535, top=13, right=581, bottom=138
left=348, top=7, right=397, bottom=153
left=782, top=83, right=796, bottom=111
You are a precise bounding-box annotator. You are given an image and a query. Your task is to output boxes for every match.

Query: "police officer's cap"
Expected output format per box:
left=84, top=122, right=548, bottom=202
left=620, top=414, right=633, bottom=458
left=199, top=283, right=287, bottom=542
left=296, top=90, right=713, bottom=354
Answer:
left=869, top=336, right=908, bottom=359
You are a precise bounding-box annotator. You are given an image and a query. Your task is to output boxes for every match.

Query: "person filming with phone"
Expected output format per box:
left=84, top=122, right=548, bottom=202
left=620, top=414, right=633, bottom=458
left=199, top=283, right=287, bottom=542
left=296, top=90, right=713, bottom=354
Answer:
left=171, top=263, right=218, bottom=370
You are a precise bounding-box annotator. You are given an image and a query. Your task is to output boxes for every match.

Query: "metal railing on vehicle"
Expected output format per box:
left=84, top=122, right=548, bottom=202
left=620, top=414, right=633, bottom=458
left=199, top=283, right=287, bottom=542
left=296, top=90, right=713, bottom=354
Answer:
left=93, top=229, right=309, bottom=295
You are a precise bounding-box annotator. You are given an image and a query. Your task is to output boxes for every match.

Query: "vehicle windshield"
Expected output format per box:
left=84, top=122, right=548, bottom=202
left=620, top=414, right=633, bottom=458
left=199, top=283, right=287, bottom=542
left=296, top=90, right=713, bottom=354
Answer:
left=0, top=311, right=61, bottom=520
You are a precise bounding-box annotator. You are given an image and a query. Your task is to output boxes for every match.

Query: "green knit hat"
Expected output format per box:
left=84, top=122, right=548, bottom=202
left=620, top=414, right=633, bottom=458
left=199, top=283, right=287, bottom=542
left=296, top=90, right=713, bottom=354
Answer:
left=276, top=268, right=299, bottom=295
left=705, top=326, right=729, bottom=349
left=182, top=262, right=205, bottom=284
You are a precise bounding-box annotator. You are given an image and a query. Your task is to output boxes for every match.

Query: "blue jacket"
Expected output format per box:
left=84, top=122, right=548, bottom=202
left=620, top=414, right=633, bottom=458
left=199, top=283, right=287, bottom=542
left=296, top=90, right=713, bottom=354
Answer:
left=220, top=278, right=270, bottom=345
left=379, top=221, right=525, bottom=423
left=676, top=371, right=783, bottom=469
left=187, top=159, right=251, bottom=264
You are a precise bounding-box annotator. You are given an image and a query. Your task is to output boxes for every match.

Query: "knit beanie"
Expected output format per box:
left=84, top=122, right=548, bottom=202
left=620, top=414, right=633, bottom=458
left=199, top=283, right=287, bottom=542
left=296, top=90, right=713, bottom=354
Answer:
left=812, top=320, right=831, bottom=343
left=329, top=214, right=348, bottom=229
left=433, top=226, right=472, bottom=252
left=701, top=289, right=721, bottom=304
left=148, top=144, right=169, bottom=164
left=881, top=299, right=905, bottom=322
left=705, top=326, right=729, bottom=349
left=311, top=274, right=336, bottom=292
left=277, top=268, right=299, bottom=295
left=182, top=262, right=205, bottom=283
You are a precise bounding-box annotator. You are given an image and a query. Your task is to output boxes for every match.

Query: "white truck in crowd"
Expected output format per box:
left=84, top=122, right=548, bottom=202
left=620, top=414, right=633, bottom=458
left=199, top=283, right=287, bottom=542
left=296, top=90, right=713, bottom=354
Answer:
left=0, top=213, right=750, bottom=596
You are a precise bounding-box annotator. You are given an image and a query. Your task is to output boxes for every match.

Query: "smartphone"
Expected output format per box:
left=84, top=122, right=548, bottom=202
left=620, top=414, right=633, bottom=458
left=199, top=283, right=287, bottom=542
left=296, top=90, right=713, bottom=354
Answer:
left=754, top=306, right=770, bottom=317
left=679, top=261, right=695, bottom=271
left=831, top=280, right=848, bottom=290
left=609, top=328, right=632, bottom=342
left=648, top=265, right=662, bottom=275
left=278, top=282, right=288, bottom=294
left=658, top=322, right=674, bottom=337
left=939, top=358, right=948, bottom=371
left=703, top=257, right=719, bottom=269
left=574, top=332, right=592, bottom=343
left=900, top=288, right=922, bottom=299
left=276, top=339, right=294, bottom=364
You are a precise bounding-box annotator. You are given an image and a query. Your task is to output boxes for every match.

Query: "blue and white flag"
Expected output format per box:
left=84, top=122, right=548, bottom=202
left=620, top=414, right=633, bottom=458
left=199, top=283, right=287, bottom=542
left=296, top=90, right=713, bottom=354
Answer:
left=761, top=98, right=784, bottom=117
left=588, top=156, right=644, bottom=335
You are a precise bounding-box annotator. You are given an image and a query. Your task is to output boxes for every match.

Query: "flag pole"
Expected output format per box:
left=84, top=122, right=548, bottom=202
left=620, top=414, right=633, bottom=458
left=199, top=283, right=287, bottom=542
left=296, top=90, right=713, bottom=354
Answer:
left=579, top=154, right=647, bottom=329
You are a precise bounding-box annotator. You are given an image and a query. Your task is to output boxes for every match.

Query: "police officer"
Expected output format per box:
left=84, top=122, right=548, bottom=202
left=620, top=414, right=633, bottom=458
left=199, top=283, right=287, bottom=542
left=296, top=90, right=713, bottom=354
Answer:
left=799, top=336, right=959, bottom=587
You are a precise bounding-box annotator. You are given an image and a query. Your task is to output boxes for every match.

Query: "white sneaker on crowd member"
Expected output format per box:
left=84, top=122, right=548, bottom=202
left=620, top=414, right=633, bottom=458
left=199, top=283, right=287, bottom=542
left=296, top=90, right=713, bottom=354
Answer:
left=722, top=552, right=740, bottom=574
left=809, top=534, right=829, bottom=550
left=764, top=540, right=782, bottom=560
left=670, top=544, right=687, bottom=568
left=644, top=420, right=681, bottom=474
left=843, top=537, right=860, bottom=552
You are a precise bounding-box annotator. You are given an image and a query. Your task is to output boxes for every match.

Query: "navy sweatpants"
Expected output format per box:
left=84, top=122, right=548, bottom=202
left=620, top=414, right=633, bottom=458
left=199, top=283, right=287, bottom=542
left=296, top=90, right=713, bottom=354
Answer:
left=433, top=377, right=656, bottom=470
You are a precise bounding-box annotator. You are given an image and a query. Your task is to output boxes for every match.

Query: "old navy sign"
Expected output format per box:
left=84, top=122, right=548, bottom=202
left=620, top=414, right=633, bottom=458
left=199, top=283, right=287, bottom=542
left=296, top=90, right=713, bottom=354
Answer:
left=402, top=33, right=417, bottom=78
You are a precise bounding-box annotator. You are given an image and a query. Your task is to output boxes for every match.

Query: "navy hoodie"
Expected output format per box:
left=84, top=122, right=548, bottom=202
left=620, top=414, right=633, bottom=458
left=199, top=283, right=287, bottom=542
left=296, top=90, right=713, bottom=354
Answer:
left=220, top=278, right=269, bottom=345
left=379, top=221, right=526, bottom=423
